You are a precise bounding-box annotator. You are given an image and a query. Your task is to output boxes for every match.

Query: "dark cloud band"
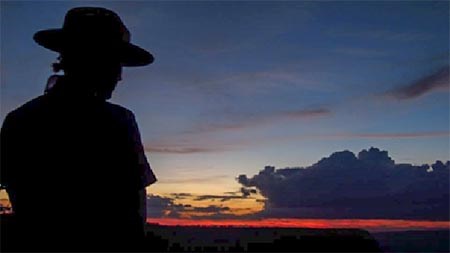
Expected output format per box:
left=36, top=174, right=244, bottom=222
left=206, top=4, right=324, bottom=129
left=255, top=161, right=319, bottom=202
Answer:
left=384, top=66, right=449, bottom=100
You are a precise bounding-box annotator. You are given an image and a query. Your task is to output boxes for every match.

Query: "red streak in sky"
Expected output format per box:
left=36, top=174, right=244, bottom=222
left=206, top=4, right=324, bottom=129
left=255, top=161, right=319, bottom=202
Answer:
left=147, top=218, right=450, bottom=232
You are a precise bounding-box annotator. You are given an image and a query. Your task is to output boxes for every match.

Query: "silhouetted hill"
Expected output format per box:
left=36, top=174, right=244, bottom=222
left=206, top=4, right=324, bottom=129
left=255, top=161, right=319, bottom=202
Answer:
left=373, top=230, right=450, bottom=252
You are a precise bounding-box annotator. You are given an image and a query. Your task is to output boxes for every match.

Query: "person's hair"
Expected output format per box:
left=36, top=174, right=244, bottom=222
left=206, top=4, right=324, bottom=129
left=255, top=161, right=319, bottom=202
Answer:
left=51, top=53, right=95, bottom=76
left=51, top=50, right=118, bottom=74
left=48, top=51, right=122, bottom=100
left=52, top=55, right=64, bottom=73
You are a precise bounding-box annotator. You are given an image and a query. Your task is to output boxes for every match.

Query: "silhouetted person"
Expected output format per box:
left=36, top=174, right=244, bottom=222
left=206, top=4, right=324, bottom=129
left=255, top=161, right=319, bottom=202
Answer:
left=1, top=7, right=156, bottom=252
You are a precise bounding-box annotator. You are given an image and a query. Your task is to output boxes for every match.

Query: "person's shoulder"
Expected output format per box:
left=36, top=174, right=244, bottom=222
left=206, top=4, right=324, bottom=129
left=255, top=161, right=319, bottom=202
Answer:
left=103, top=101, right=135, bottom=120
left=4, top=95, right=48, bottom=123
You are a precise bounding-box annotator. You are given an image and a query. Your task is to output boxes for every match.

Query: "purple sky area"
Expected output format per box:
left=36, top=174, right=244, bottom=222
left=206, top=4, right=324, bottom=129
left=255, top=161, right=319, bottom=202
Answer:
left=1, top=1, right=449, bottom=220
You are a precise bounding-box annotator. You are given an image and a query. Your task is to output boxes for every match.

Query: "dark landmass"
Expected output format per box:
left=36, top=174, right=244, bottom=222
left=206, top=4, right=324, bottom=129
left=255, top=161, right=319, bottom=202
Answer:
left=1, top=214, right=380, bottom=252
left=144, top=223, right=381, bottom=252
left=4, top=214, right=449, bottom=252
left=373, top=230, right=450, bottom=253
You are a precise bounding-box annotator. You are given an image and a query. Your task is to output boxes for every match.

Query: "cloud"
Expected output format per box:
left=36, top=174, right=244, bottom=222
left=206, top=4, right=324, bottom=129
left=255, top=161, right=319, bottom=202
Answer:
left=146, top=194, right=246, bottom=219
left=156, top=175, right=229, bottom=184
left=145, top=146, right=222, bottom=154
left=147, top=194, right=220, bottom=218
left=146, top=194, right=186, bottom=218
left=186, top=108, right=331, bottom=134
left=194, top=195, right=246, bottom=202
left=330, top=131, right=450, bottom=139
left=193, top=188, right=257, bottom=202
left=238, top=147, right=450, bottom=220
left=145, top=129, right=448, bottom=156
left=328, top=29, right=434, bottom=42
left=240, top=187, right=257, bottom=197
left=202, top=70, right=331, bottom=93
left=333, top=47, right=388, bottom=57
left=277, top=108, right=330, bottom=119
left=142, top=107, right=331, bottom=155
left=169, top=193, right=193, bottom=199
left=146, top=189, right=262, bottom=219
left=191, top=205, right=230, bottom=213
left=384, top=66, right=449, bottom=100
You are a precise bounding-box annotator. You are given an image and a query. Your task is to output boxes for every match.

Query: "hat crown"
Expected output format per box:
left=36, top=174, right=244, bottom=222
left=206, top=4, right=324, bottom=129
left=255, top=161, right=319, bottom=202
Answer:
left=62, top=7, right=130, bottom=43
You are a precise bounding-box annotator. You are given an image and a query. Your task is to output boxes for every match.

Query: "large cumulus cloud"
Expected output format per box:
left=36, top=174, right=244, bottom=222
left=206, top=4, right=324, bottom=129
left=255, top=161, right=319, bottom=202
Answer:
left=238, top=147, right=449, bottom=220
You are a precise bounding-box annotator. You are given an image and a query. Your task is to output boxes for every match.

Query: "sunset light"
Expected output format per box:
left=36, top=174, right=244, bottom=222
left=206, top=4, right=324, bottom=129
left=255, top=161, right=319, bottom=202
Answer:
left=1, top=1, right=449, bottom=252
left=148, top=218, right=450, bottom=232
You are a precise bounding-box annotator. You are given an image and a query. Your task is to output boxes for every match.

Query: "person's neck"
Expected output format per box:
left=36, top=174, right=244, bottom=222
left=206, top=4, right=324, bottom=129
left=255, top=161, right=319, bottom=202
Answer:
left=62, top=75, right=99, bottom=88
left=50, top=75, right=102, bottom=100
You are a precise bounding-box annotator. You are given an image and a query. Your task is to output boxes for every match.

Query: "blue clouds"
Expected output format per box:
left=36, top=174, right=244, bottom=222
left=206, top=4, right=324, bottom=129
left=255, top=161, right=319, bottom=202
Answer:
left=238, top=147, right=449, bottom=220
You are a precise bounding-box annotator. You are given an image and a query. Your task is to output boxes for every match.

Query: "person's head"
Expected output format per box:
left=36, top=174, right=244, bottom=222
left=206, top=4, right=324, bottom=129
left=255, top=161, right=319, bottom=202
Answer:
left=34, top=7, right=154, bottom=100
left=53, top=46, right=123, bottom=99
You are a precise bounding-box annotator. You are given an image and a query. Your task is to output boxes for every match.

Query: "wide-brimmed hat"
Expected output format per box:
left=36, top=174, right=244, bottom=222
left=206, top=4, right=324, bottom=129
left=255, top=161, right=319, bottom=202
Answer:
left=33, top=7, right=153, bottom=67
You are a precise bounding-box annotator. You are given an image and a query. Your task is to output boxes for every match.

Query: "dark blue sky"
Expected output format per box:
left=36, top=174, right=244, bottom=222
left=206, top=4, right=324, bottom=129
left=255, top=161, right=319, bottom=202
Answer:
left=1, top=1, right=449, bottom=203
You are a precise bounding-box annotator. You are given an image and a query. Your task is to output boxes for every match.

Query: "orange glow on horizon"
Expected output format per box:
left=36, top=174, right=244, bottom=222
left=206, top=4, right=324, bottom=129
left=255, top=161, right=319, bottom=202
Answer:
left=147, top=218, right=450, bottom=232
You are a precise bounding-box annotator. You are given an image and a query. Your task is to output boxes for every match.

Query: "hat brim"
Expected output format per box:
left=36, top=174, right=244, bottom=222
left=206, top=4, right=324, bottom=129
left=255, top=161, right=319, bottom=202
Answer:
left=33, top=29, right=154, bottom=67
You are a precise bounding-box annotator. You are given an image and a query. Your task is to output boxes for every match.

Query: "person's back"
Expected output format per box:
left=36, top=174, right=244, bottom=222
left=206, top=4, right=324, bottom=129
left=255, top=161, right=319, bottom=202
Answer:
left=0, top=7, right=156, bottom=251
left=3, top=89, right=141, bottom=250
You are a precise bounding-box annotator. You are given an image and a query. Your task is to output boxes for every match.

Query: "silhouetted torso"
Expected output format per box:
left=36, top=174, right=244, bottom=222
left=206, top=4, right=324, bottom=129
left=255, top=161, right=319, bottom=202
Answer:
left=1, top=80, right=153, bottom=251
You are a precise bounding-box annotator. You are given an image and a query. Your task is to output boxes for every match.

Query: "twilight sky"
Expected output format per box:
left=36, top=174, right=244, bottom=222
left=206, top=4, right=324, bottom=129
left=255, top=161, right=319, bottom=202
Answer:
left=1, top=1, right=449, bottom=222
